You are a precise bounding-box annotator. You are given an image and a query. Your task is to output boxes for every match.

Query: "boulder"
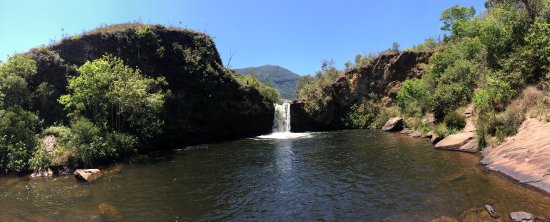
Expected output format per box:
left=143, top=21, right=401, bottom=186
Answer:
left=484, top=205, right=499, bottom=218
left=509, top=211, right=535, bottom=222
left=74, top=169, right=102, bottom=182
left=434, top=132, right=477, bottom=153
left=430, top=135, right=442, bottom=144
left=410, top=131, right=423, bottom=138
left=42, top=135, right=57, bottom=153
left=382, top=117, right=404, bottom=131
left=400, top=128, right=413, bottom=134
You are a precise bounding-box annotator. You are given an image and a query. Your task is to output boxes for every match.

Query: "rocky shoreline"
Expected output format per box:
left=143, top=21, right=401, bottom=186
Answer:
left=395, top=120, right=550, bottom=194
left=380, top=115, right=550, bottom=221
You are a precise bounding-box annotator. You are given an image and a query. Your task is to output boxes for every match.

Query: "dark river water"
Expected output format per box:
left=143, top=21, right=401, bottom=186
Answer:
left=1, top=130, right=550, bottom=221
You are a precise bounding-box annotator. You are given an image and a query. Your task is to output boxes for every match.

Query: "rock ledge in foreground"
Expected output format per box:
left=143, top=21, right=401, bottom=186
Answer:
left=74, top=169, right=102, bottom=182
left=482, top=118, right=550, bottom=194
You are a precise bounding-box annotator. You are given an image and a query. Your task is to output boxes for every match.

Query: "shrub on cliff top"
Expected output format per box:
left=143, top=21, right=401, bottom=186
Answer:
left=233, top=73, right=280, bottom=103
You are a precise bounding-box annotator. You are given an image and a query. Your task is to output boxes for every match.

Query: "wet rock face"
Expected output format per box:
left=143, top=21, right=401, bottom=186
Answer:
left=482, top=118, right=550, bottom=194
left=26, top=24, right=273, bottom=148
left=291, top=51, right=431, bottom=132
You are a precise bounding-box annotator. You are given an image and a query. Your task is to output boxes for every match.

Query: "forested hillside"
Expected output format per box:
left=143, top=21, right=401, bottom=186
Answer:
left=235, top=65, right=300, bottom=99
left=294, top=0, right=550, bottom=149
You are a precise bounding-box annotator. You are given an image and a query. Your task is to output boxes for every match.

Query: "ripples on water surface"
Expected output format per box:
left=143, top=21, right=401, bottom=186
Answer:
left=1, top=130, right=550, bottom=221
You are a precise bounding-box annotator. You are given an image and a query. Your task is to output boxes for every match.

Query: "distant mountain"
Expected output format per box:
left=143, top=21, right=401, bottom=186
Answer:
left=235, top=65, right=300, bottom=99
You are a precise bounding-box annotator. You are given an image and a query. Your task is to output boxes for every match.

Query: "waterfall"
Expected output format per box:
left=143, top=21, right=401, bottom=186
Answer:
left=258, top=102, right=309, bottom=139
left=272, top=103, right=291, bottom=133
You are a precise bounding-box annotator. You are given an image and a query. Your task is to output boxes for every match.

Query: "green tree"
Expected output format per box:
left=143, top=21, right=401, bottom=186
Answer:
left=485, top=0, right=544, bottom=21
left=0, top=55, right=40, bottom=173
left=0, top=107, right=38, bottom=173
left=59, top=55, right=169, bottom=139
left=0, top=55, right=37, bottom=108
left=440, top=5, right=476, bottom=31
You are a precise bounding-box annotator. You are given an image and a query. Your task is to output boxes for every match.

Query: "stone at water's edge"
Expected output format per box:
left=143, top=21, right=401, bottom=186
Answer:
left=74, top=169, right=101, bottom=182
left=410, top=131, right=422, bottom=138
left=482, top=118, right=550, bottom=194
left=434, top=132, right=477, bottom=153
left=381, top=117, right=404, bottom=131
left=400, top=128, right=413, bottom=134
left=30, top=168, right=54, bottom=178
left=509, top=211, right=535, bottom=222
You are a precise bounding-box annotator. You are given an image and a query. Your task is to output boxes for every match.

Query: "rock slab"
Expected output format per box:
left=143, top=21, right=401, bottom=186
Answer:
left=510, top=211, right=535, bottom=222
left=482, top=118, right=550, bottom=193
left=74, top=169, right=102, bottom=182
left=434, top=132, right=477, bottom=153
left=382, top=117, right=404, bottom=131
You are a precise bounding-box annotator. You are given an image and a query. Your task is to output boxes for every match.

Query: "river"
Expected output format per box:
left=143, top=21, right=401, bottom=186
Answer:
left=1, top=130, right=550, bottom=221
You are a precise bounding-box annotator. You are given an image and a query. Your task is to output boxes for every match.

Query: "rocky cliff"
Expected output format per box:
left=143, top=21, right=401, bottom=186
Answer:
left=291, top=51, right=432, bottom=132
left=25, top=24, right=274, bottom=148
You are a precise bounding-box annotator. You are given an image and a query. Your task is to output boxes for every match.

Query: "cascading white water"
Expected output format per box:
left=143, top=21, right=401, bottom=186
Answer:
left=257, top=102, right=310, bottom=139
left=272, top=103, right=291, bottom=133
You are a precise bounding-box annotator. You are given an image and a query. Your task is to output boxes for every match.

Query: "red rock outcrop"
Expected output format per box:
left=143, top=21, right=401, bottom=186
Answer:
left=481, top=118, right=550, bottom=193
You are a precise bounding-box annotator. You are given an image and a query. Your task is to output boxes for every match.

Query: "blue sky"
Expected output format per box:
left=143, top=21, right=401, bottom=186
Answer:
left=0, top=0, right=485, bottom=75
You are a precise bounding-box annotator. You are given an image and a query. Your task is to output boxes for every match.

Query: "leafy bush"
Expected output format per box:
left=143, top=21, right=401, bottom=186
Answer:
left=431, top=83, right=471, bottom=118
left=0, top=107, right=38, bottom=173
left=296, top=62, right=340, bottom=115
left=444, top=111, right=466, bottom=130
left=396, top=78, right=431, bottom=117
left=59, top=55, right=168, bottom=139
left=343, top=101, right=378, bottom=128
left=408, top=38, right=440, bottom=52
left=68, top=117, right=136, bottom=165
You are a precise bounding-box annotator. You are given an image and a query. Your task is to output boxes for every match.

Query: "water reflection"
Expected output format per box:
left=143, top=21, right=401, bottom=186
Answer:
left=274, top=139, right=294, bottom=174
left=0, top=130, right=550, bottom=221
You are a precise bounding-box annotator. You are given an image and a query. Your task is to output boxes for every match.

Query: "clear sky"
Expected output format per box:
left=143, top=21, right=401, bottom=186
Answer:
left=0, top=0, right=485, bottom=75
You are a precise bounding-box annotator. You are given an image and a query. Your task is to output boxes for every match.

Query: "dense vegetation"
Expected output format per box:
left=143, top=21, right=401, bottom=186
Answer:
left=235, top=65, right=300, bottom=100
left=397, top=0, right=550, bottom=147
left=0, top=24, right=278, bottom=174
left=297, top=0, right=550, bottom=148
